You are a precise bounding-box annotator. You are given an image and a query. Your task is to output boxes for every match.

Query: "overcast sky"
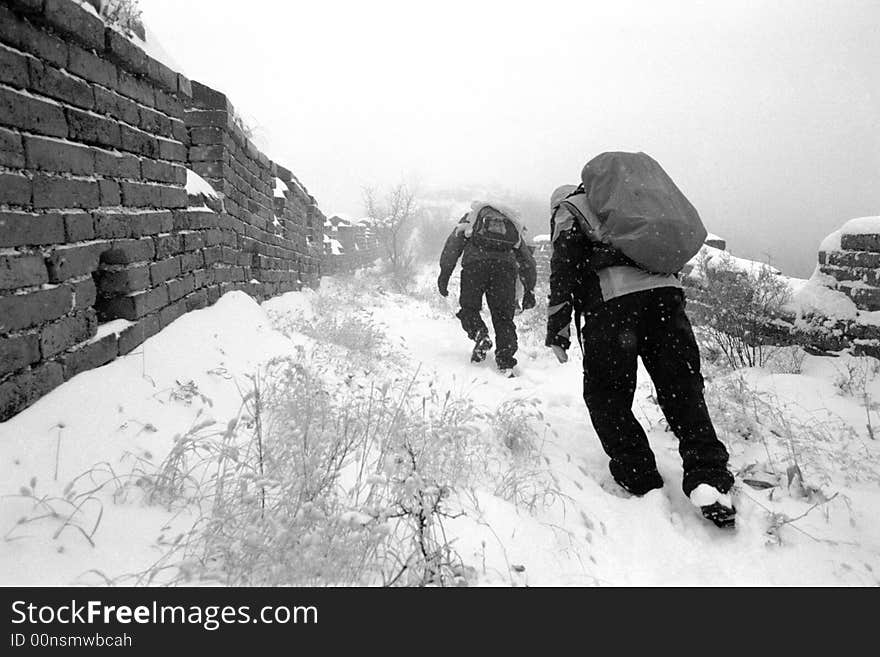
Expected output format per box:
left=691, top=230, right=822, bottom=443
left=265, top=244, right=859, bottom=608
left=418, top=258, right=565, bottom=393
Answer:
left=140, top=0, right=879, bottom=276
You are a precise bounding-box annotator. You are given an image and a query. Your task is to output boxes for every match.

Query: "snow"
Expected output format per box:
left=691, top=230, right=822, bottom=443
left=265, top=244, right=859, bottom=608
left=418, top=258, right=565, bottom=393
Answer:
left=687, top=244, right=780, bottom=278
left=273, top=177, right=289, bottom=199
left=706, top=232, right=725, bottom=243
left=533, top=234, right=551, bottom=243
left=820, top=217, right=880, bottom=254
left=185, top=169, right=219, bottom=200
left=134, top=25, right=184, bottom=74
left=786, top=267, right=858, bottom=321
left=689, top=484, right=733, bottom=509
left=1, top=270, right=879, bottom=586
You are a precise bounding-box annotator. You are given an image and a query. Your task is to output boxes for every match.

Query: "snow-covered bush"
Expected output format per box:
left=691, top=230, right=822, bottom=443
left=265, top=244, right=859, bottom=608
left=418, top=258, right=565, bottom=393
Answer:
left=689, top=251, right=791, bottom=369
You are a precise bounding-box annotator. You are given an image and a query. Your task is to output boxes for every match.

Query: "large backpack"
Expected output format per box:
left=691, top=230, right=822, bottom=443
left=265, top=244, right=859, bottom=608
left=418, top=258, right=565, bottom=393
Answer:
left=469, top=206, right=522, bottom=251
left=558, top=152, right=707, bottom=274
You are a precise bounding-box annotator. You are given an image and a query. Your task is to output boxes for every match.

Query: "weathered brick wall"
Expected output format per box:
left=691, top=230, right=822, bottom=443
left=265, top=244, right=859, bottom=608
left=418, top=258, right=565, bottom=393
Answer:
left=322, top=221, right=381, bottom=273
left=0, top=0, right=325, bottom=421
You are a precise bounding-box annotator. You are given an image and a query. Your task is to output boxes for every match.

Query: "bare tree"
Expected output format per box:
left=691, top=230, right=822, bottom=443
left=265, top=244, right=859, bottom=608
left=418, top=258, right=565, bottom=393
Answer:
left=363, top=183, right=420, bottom=288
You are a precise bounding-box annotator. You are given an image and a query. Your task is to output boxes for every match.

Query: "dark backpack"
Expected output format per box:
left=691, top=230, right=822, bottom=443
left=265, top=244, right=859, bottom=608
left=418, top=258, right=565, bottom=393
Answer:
left=560, top=152, right=707, bottom=274
left=470, top=207, right=521, bottom=251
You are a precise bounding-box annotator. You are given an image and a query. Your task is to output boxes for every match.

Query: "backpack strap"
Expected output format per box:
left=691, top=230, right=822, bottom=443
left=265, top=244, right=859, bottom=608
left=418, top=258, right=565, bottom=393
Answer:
left=560, top=194, right=604, bottom=240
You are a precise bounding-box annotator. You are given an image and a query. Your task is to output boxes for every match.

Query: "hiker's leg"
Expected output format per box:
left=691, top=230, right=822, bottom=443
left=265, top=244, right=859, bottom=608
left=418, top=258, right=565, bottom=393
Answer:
left=457, top=265, right=488, bottom=340
left=639, top=288, right=734, bottom=496
left=582, top=296, right=662, bottom=494
left=486, top=263, right=518, bottom=369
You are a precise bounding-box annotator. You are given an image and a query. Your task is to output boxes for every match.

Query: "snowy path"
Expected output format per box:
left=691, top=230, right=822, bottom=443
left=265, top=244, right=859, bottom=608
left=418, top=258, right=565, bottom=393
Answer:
left=1, top=277, right=879, bottom=586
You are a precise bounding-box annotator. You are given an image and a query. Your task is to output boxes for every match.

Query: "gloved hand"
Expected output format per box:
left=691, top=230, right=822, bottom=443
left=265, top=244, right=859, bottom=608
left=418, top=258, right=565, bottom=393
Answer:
left=550, top=345, right=568, bottom=364
left=522, top=289, right=536, bottom=310
left=437, top=275, right=449, bottom=297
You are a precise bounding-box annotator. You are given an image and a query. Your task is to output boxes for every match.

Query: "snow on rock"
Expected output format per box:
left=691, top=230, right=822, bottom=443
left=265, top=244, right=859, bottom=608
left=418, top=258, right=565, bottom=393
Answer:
left=820, top=217, right=880, bottom=254
left=185, top=169, right=219, bottom=200
left=533, top=234, right=551, bottom=244
left=785, top=267, right=857, bottom=321
left=274, top=177, right=289, bottom=199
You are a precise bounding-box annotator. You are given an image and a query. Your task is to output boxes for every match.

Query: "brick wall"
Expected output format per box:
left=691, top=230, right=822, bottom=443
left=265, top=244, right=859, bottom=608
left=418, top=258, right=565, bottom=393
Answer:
left=322, top=219, right=382, bottom=273
left=0, top=0, right=326, bottom=421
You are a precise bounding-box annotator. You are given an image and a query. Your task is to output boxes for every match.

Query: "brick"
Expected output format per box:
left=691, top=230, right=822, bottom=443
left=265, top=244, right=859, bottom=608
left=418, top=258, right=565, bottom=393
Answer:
left=67, top=44, right=118, bottom=88
left=180, top=250, right=204, bottom=272
left=0, top=127, right=24, bottom=168
left=139, top=105, right=172, bottom=137
left=153, top=233, right=182, bottom=258
left=98, top=179, right=120, bottom=206
left=0, top=44, right=29, bottom=88
left=167, top=273, right=195, bottom=301
left=160, top=186, right=187, bottom=209
left=43, top=0, right=105, bottom=50
left=147, top=57, right=177, bottom=94
left=189, top=144, right=226, bottom=161
left=0, top=172, right=31, bottom=205
left=157, top=138, right=186, bottom=162
left=105, top=28, right=149, bottom=77
left=173, top=210, right=216, bottom=231
left=0, top=254, right=47, bottom=290
left=71, top=276, right=96, bottom=310
left=0, top=6, right=67, bottom=68
left=159, top=299, right=185, bottom=328
left=93, top=86, right=140, bottom=125
left=149, top=256, right=180, bottom=285
left=117, top=313, right=160, bottom=355
left=203, top=246, right=222, bottom=265
left=0, top=211, right=64, bottom=246
left=96, top=264, right=150, bottom=296
left=96, top=285, right=167, bottom=321
left=61, top=211, right=94, bottom=241
left=155, top=90, right=184, bottom=120
left=171, top=118, right=188, bottom=144
left=24, top=135, right=94, bottom=175
left=141, top=160, right=179, bottom=184
left=60, top=332, right=118, bottom=379
left=129, top=210, right=172, bottom=237
left=66, top=107, right=121, bottom=148
left=120, top=181, right=161, bottom=207
left=33, top=174, right=100, bottom=209
left=117, top=70, right=155, bottom=107
left=93, top=149, right=140, bottom=179
left=100, top=238, right=154, bottom=264
left=184, top=288, right=208, bottom=312
left=40, top=309, right=97, bottom=358
left=0, top=332, right=40, bottom=377
left=0, top=285, right=71, bottom=331
left=120, top=124, right=158, bottom=157
left=185, top=109, right=232, bottom=130
left=206, top=285, right=220, bottom=304
left=841, top=234, right=880, bottom=253
left=45, top=242, right=103, bottom=282
left=93, top=211, right=131, bottom=238
left=28, top=59, right=94, bottom=110
left=0, top=362, right=64, bottom=422
left=189, top=126, right=226, bottom=146
left=177, top=74, right=192, bottom=98
left=181, top=232, right=206, bottom=252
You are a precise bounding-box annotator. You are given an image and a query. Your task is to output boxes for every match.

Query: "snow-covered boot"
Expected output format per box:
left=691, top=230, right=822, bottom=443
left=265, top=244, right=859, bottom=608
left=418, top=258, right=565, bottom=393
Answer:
left=690, top=484, right=736, bottom=528
left=498, top=367, right=516, bottom=378
left=470, top=332, right=493, bottom=363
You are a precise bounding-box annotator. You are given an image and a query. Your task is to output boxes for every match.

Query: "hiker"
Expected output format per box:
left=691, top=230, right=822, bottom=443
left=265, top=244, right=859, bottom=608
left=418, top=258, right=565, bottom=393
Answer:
left=438, top=202, right=537, bottom=376
left=545, top=152, right=736, bottom=527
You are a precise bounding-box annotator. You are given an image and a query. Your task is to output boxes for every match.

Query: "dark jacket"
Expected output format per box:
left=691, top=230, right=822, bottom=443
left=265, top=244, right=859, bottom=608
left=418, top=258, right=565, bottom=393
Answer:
left=439, top=215, right=537, bottom=292
left=545, top=221, right=636, bottom=350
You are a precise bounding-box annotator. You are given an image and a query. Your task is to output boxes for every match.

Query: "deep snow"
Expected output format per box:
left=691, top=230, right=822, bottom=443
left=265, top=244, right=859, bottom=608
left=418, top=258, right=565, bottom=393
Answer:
left=1, top=270, right=879, bottom=586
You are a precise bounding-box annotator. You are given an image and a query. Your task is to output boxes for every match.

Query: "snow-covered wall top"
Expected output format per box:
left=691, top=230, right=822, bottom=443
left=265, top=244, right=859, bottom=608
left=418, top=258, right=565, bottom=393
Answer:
left=0, top=0, right=326, bottom=421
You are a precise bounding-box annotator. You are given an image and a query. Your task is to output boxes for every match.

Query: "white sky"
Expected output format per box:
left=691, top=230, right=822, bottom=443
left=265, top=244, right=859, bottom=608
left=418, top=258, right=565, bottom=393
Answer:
left=140, top=0, right=880, bottom=276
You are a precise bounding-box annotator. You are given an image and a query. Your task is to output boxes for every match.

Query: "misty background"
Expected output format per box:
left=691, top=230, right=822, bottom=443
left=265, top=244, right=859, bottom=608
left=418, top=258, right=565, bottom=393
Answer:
left=140, top=0, right=879, bottom=277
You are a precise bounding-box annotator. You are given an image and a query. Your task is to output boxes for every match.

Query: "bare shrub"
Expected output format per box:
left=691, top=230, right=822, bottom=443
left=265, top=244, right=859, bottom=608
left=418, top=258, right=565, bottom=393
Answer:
left=101, top=0, right=142, bottom=36
left=364, top=184, right=421, bottom=291
left=689, top=251, right=791, bottom=369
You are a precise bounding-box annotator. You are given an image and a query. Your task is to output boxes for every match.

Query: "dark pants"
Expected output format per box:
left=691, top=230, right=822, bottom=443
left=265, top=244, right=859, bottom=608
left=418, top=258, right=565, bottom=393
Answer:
left=457, top=261, right=518, bottom=369
left=580, top=287, right=733, bottom=496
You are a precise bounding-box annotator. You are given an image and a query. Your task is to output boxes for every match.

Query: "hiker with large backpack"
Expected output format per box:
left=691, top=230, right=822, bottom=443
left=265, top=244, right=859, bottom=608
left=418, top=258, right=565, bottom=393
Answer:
left=438, top=201, right=537, bottom=376
left=546, top=152, right=737, bottom=528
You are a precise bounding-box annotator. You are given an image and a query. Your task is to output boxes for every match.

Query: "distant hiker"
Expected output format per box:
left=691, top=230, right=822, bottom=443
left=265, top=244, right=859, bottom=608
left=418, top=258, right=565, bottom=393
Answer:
left=438, top=202, right=537, bottom=376
left=546, top=152, right=737, bottom=528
